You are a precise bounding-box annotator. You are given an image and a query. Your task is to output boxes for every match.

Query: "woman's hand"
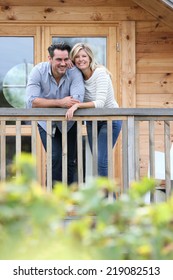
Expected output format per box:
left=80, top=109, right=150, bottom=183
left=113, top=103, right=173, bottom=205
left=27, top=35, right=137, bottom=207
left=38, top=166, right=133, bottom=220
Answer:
left=67, top=59, right=74, bottom=69
left=60, top=96, right=80, bottom=108
left=65, top=104, right=79, bottom=120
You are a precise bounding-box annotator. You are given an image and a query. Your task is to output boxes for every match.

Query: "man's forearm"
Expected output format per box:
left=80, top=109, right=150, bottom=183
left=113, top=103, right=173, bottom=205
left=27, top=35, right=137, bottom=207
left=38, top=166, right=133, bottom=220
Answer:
left=32, top=98, right=62, bottom=108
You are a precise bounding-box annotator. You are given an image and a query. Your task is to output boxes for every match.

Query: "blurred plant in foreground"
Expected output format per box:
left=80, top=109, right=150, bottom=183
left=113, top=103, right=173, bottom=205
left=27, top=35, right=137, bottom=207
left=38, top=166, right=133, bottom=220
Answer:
left=0, top=153, right=173, bottom=260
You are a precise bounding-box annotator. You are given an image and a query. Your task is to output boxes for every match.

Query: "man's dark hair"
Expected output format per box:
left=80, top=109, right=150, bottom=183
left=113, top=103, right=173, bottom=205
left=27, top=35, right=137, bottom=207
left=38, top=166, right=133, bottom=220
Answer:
left=48, top=42, right=71, bottom=58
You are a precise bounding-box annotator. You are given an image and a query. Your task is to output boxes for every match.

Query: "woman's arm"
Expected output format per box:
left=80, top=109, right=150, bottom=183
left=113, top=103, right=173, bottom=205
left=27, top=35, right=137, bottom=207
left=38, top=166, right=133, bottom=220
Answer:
left=65, top=101, right=95, bottom=120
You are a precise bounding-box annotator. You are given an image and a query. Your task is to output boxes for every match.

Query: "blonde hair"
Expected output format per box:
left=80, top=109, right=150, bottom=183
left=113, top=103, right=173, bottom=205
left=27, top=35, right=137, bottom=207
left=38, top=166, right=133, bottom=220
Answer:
left=70, top=42, right=112, bottom=77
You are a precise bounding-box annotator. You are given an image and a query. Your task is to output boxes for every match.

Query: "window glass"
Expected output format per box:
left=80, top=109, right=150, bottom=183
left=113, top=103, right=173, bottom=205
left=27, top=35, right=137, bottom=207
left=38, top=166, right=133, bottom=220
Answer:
left=52, top=37, right=106, bottom=66
left=0, top=37, right=34, bottom=176
left=0, top=37, right=34, bottom=108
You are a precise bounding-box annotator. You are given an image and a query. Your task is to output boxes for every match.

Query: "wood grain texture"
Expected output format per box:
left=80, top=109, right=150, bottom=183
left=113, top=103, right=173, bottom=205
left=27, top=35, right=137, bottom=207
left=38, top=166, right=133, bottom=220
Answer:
left=137, top=32, right=173, bottom=53
left=137, top=53, right=173, bottom=73
left=0, top=6, right=154, bottom=22
left=137, top=93, right=173, bottom=108
left=137, top=73, right=173, bottom=94
left=121, top=21, right=136, bottom=107
left=132, top=0, right=173, bottom=30
left=0, top=0, right=134, bottom=6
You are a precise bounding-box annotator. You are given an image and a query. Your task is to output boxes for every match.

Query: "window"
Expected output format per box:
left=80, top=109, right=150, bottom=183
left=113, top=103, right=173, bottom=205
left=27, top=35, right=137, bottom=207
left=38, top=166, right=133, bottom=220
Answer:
left=0, top=37, right=34, bottom=178
left=52, top=37, right=107, bottom=66
left=0, top=37, right=34, bottom=108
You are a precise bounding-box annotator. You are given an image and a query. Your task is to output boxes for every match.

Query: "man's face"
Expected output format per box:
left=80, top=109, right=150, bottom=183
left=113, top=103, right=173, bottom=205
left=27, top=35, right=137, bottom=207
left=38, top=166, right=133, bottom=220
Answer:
left=49, top=49, right=69, bottom=77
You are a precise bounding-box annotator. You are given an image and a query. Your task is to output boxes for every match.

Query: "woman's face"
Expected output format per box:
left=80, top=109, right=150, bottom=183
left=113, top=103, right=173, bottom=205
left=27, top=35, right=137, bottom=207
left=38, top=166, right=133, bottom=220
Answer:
left=74, top=49, right=90, bottom=71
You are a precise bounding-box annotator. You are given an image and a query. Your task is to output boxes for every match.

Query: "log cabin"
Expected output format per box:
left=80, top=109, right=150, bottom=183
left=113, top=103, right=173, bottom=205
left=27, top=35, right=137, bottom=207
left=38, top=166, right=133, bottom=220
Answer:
left=0, top=0, right=173, bottom=199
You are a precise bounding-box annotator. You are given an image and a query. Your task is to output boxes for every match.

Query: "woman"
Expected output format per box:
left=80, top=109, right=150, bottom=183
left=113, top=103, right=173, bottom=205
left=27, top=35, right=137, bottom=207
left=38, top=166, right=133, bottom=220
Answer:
left=66, top=43, right=122, bottom=177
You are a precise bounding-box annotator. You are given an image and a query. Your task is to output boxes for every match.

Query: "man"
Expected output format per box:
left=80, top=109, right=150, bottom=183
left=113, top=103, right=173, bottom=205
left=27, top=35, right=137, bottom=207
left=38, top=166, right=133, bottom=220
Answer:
left=26, top=42, right=85, bottom=185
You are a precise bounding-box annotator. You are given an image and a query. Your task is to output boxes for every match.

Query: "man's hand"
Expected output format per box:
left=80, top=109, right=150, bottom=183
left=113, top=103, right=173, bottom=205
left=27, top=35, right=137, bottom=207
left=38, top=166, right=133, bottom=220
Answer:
left=65, top=104, right=79, bottom=120
left=61, top=96, right=80, bottom=108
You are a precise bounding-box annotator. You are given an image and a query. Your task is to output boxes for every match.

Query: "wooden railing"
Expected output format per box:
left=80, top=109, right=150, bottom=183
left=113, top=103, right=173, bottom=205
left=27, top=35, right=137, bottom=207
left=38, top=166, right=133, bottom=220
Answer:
left=1, top=108, right=173, bottom=201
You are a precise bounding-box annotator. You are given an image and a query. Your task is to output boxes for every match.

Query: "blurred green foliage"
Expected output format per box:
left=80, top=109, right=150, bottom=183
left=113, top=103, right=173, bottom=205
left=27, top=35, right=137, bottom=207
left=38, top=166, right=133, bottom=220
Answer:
left=0, top=153, right=173, bottom=260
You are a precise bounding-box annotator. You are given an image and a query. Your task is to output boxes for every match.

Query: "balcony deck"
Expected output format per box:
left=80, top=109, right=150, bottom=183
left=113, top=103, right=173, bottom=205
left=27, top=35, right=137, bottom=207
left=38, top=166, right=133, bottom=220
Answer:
left=1, top=108, right=173, bottom=202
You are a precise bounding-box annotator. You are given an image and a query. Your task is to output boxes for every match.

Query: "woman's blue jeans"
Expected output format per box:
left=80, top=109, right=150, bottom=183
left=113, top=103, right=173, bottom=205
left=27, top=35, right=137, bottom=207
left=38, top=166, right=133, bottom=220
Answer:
left=86, top=120, right=122, bottom=177
left=38, top=123, right=77, bottom=186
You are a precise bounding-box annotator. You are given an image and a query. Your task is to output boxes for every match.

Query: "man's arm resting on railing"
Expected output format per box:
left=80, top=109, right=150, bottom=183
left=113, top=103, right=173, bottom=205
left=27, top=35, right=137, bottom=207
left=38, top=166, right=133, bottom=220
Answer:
left=32, top=97, right=80, bottom=109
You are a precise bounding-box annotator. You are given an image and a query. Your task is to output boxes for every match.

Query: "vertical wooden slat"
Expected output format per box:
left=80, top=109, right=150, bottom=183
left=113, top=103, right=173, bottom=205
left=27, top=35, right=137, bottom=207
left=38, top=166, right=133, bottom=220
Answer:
left=85, top=125, right=93, bottom=182
left=62, top=120, right=67, bottom=185
left=135, top=120, right=140, bottom=181
left=15, top=121, right=21, bottom=178
left=77, top=120, right=83, bottom=185
left=149, top=120, right=155, bottom=178
left=46, top=120, right=52, bottom=192
left=16, top=120, right=21, bottom=155
left=92, top=120, right=98, bottom=176
left=37, top=131, right=45, bottom=187
left=149, top=120, right=155, bottom=202
left=31, top=120, right=37, bottom=156
left=107, top=119, right=114, bottom=201
left=31, top=120, right=39, bottom=182
left=0, top=121, right=6, bottom=181
left=128, top=116, right=135, bottom=185
left=122, top=119, right=128, bottom=192
left=164, top=121, right=171, bottom=199
left=107, top=120, right=113, bottom=179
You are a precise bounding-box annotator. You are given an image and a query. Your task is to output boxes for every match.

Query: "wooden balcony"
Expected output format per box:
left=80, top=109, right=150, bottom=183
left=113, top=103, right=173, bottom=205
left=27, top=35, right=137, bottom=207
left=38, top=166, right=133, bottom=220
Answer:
left=1, top=108, right=173, bottom=202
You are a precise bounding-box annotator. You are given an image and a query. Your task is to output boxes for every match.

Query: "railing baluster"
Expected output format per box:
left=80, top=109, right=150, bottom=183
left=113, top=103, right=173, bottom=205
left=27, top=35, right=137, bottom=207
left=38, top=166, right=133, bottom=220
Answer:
left=15, top=120, right=22, bottom=177
left=62, top=120, right=67, bottom=185
left=16, top=120, right=21, bottom=155
left=46, top=120, right=52, bottom=192
left=135, top=120, right=140, bottom=181
left=77, top=120, right=83, bottom=185
left=107, top=119, right=113, bottom=179
left=128, top=116, right=135, bottom=186
left=107, top=119, right=114, bottom=201
left=122, top=120, right=128, bottom=192
left=164, top=121, right=171, bottom=199
left=92, top=120, right=98, bottom=176
left=149, top=120, right=155, bottom=202
left=31, top=120, right=37, bottom=156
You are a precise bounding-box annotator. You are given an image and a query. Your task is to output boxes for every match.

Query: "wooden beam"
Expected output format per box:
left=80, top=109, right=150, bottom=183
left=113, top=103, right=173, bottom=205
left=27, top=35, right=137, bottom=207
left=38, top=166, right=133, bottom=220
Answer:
left=1, top=0, right=135, bottom=6
left=121, top=21, right=136, bottom=108
left=132, top=0, right=173, bottom=30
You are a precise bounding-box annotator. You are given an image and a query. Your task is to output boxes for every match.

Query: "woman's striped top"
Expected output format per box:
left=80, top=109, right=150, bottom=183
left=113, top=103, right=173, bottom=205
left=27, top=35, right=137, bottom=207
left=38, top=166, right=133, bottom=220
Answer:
left=84, top=67, right=119, bottom=108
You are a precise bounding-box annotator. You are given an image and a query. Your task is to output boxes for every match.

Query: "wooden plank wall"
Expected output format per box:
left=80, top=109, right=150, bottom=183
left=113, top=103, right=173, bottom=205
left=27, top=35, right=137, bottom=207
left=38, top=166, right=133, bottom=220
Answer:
left=136, top=21, right=173, bottom=177
left=136, top=21, right=173, bottom=108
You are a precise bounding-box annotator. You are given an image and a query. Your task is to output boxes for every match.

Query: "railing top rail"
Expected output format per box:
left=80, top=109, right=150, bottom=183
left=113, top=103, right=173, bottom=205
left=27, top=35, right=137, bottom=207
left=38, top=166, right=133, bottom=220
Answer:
left=0, top=108, right=173, bottom=117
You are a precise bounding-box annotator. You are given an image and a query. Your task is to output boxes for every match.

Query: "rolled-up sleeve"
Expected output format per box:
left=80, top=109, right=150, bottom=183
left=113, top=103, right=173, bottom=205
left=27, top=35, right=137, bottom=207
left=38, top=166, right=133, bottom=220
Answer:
left=25, top=67, right=42, bottom=108
left=69, top=67, right=85, bottom=102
